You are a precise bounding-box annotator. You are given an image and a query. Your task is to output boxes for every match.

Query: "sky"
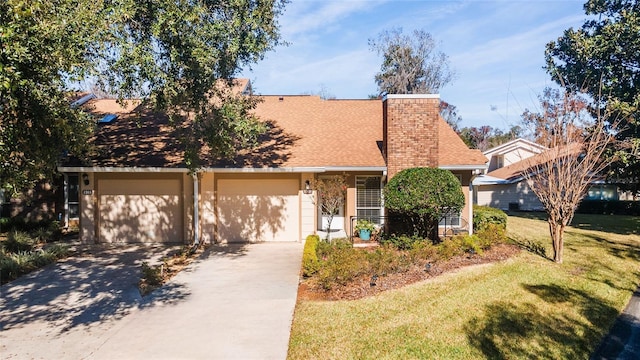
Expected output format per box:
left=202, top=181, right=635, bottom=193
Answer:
left=240, top=0, right=591, bottom=130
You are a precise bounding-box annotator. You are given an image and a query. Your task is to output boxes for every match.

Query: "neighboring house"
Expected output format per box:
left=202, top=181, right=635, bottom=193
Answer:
left=57, top=81, right=487, bottom=244
left=474, top=138, right=635, bottom=212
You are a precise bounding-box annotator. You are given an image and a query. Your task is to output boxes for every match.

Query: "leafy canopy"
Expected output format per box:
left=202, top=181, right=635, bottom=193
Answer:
left=545, top=0, right=640, bottom=194
left=0, top=0, right=287, bottom=192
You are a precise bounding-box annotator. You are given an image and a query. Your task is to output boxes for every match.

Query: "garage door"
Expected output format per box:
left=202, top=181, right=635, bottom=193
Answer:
left=99, top=179, right=182, bottom=243
left=217, top=179, right=299, bottom=242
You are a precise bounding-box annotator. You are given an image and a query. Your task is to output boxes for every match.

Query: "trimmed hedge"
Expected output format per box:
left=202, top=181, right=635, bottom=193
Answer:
left=473, top=205, right=507, bottom=231
left=302, top=235, right=321, bottom=277
left=577, top=200, right=640, bottom=216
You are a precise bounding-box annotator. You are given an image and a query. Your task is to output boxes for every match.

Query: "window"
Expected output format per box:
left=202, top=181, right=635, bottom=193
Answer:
left=356, top=176, right=382, bottom=225
left=67, top=174, right=79, bottom=219
left=586, top=185, right=619, bottom=201
left=439, top=212, right=461, bottom=227
left=496, top=155, right=504, bottom=169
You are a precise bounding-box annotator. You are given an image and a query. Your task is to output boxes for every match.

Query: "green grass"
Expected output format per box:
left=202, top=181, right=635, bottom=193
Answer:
left=287, top=213, right=640, bottom=359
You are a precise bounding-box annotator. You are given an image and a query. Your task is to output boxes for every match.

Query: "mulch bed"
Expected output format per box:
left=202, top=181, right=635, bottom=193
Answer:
left=297, top=243, right=521, bottom=301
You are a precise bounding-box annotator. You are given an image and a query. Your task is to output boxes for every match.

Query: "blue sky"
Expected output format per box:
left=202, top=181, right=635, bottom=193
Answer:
left=240, top=0, right=590, bottom=129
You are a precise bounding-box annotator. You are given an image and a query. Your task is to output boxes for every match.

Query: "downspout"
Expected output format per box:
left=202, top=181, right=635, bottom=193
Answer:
left=63, top=174, right=69, bottom=229
left=193, top=173, right=200, bottom=246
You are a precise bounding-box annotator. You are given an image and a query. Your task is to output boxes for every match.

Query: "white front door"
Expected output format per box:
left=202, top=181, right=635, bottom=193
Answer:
left=318, top=205, right=344, bottom=231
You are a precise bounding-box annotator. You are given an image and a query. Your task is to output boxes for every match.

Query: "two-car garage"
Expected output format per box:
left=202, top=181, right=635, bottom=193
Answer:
left=92, top=172, right=301, bottom=244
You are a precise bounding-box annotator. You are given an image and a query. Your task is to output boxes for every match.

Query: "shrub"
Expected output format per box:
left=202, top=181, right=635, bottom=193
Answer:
left=437, top=236, right=466, bottom=260
left=302, top=235, right=321, bottom=277
left=473, top=205, right=507, bottom=232
left=0, top=244, right=69, bottom=283
left=577, top=200, right=640, bottom=215
left=408, top=241, right=438, bottom=263
left=140, top=262, right=164, bottom=287
left=366, top=244, right=411, bottom=275
left=3, top=231, right=37, bottom=253
left=379, top=234, right=424, bottom=250
left=315, top=246, right=368, bottom=290
left=384, top=168, right=465, bottom=240
left=475, top=223, right=507, bottom=248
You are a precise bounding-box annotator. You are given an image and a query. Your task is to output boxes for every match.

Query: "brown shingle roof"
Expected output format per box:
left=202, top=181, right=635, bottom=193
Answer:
left=76, top=92, right=485, bottom=169
left=486, top=143, right=582, bottom=181
left=437, top=117, right=487, bottom=166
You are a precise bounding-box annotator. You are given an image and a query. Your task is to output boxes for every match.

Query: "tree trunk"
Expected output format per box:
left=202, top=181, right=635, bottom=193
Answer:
left=548, top=219, right=565, bottom=263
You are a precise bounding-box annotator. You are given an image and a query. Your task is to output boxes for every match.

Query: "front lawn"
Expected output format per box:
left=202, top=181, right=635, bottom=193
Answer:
left=287, top=213, right=640, bottom=359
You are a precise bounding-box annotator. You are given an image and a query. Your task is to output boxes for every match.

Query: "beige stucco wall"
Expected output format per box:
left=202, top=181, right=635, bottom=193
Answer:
left=79, top=172, right=96, bottom=243
left=200, top=172, right=215, bottom=244
left=300, top=173, right=315, bottom=240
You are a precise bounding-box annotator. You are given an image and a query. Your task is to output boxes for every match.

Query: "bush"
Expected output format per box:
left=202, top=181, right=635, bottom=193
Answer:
left=366, top=244, right=411, bottom=275
left=3, top=231, right=37, bottom=253
left=140, top=262, right=164, bottom=287
left=302, top=235, right=320, bottom=277
left=577, top=200, right=640, bottom=215
left=475, top=223, right=507, bottom=248
left=315, top=246, right=368, bottom=290
left=473, top=205, right=507, bottom=232
left=384, top=168, right=465, bottom=240
left=408, top=241, right=438, bottom=263
left=0, top=244, right=69, bottom=283
left=379, top=234, right=424, bottom=250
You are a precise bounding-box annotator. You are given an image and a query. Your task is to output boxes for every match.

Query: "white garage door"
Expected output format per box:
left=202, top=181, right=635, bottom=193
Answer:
left=99, top=179, right=182, bottom=243
left=217, top=179, right=299, bottom=242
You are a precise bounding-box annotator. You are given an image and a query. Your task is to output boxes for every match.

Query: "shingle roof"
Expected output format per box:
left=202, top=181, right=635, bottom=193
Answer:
left=486, top=143, right=582, bottom=181
left=75, top=92, right=485, bottom=169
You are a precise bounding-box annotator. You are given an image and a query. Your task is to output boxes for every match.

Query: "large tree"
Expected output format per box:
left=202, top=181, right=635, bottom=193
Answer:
left=1, top=0, right=286, bottom=193
left=0, top=0, right=101, bottom=193
left=520, top=88, right=617, bottom=263
left=545, top=0, right=640, bottom=196
left=369, top=28, right=454, bottom=95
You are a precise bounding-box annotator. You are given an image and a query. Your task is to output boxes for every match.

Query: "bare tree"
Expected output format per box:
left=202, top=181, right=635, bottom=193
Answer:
left=520, top=88, right=617, bottom=263
left=311, top=175, right=348, bottom=241
left=369, top=28, right=454, bottom=95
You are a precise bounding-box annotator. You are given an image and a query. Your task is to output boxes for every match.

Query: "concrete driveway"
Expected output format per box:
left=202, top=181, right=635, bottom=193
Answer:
left=0, top=242, right=303, bottom=359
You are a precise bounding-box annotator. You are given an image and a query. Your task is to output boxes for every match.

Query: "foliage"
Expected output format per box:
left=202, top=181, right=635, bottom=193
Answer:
left=366, top=244, right=411, bottom=276
left=369, top=28, right=454, bottom=95
left=354, top=219, right=376, bottom=233
left=459, top=125, right=523, bottom=151
left=311, top=175, right=348, bottom=235
left=545, top=0, right=640, bottom=196
left=473, top=206, right=508, bottom=232
left=0, top=243, right=70, bottom=283
left=3, top=231, right=38, bottom=253
left=0, top=0, right=287, bottom=193
left=140, top=262, right=164, bottom=288
left=379, top=234, right=424, bottom=251
left=302, top=235, right=320, bottom=277
left=384, top=167, right=464, bottom=240
left=519, top=89, right=617, bottom=263
left=577, top=200, right=640, bottom=216
left=0, top=0, right=99, bottom=193
left=475, top=223, right=508, bottom=247
left=315, top=246, right=368, bottom=290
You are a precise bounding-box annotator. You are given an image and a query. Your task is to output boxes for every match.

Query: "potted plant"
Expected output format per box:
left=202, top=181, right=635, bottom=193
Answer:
left=355, top=219, right=376, bottom=241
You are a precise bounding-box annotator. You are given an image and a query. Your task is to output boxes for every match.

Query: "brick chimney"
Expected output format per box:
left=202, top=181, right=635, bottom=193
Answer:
left=383, top=94, right=440, bottom=179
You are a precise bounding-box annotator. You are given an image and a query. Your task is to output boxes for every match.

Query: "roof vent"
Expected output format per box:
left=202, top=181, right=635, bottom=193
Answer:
left=71, top=93, right=96, bottom=108
left=98, top=114, right=118, bottom=124
left=278, top=96, right=284, bottom=102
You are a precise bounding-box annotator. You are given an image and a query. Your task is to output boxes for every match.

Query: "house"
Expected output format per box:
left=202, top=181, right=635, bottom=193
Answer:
left=57, top=81, right=487, bottom=244
left=474, top=138, right=636, bottom=212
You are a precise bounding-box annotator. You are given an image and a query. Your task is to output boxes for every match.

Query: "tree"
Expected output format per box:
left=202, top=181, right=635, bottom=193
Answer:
left=459, top=125, right=522, bottom=151
left=384, top=168, right=464, bottom=241
left=440, top=100, right=462, bottom=132
left=545, top=0, right=640, bottom=197
left=369, top=28, right=454, bottom=95
left=311, top=175, right=348, bottom=241
left=0, top=0, right=101, bottom=193
left=0, top=0, right=287, bottom=194
left=520, top=88, right=617, bottom=263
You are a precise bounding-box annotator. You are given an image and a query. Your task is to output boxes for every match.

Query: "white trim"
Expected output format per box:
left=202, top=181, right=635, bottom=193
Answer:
left=59, top=166, right=388, bottom=174
left=58, top=166, right=189, bottom=173
left=383, top=94, right=440, bottom=100
left=439, top=165, right=488, bottom=171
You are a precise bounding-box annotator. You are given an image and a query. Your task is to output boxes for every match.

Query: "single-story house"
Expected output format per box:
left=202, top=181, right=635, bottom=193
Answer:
left=57, top=80, right=487, bottom=244
left=474, top=138, right=636, bottom=211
